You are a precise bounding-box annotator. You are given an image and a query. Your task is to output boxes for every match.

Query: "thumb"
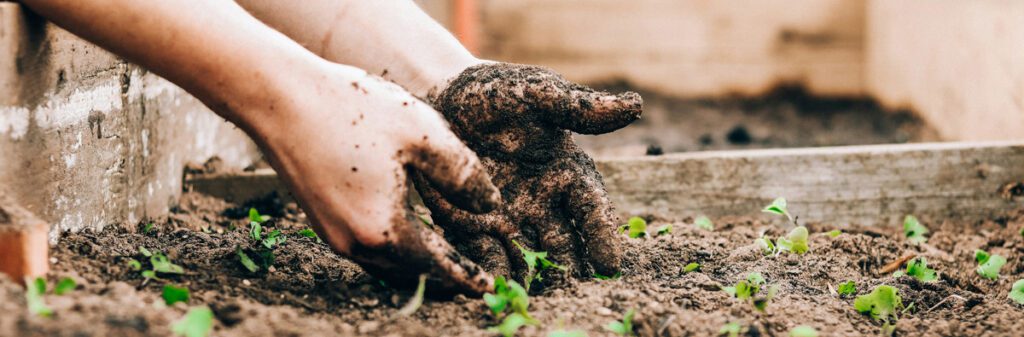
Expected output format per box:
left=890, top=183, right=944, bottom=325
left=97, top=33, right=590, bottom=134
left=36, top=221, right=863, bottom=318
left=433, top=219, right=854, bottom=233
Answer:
left=406, top=114, right=501, bottom=214
left=540, top=83, right=643, bottom=135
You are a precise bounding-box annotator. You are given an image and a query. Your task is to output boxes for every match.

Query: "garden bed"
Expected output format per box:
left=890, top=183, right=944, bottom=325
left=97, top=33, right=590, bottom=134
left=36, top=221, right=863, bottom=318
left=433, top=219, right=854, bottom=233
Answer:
left=3, top=191, right=1024, bottom=337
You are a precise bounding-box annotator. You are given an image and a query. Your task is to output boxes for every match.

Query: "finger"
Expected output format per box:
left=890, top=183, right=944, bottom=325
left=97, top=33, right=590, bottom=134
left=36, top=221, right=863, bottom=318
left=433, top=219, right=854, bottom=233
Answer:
left=350, top=211, right=494, bottom=296
left=537, top=84, right=644, bottom=135
left=457, top=234, right=512, bottom=278
left=513, top=182, right=581, bottom=278
left=565, top=163, right=623, bottom=276
left=405, top=115, right=501, bottom=214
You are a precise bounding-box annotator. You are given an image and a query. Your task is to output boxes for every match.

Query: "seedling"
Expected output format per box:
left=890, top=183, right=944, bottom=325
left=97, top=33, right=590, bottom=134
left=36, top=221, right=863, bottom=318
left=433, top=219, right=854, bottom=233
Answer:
left=483, top=276, right=532, bottom=318
left=904, top=258, right=937, bottom=282
left=261, top=229, right=285, bottom=249
left=723, top=272, right=765, bottom=300
left=297, top=228, right=323, bottom=243
left=763, top=197, right=796, bottom=225
left=143, top=222, right=155, bottom=234
left=684, top=262, right=701, bottom=273
left=54, top=277, right=77, bottom=295
left=604, top=308, right=635, bottom=336
left=547, top=329, right=588, bottom=337
left=619, top=216, right=648, bottom=239
left=776, top=226, right=809, bottom=254
left=24, top=277, right=52, bottom=317
left=1009, top=279, right=1024, bottom=305
left=789, top=326, right=818, bottom=337
left=654, top=224, right=673, bottom=236
left=837, top=281, right=857, bottom=297
left=827, top=230, right=842, bottom=238
left=593, top=272, right=622, bottom=280
left=756, top=236, right=777, bottom=255
left=694, top=216, right=714, bottom=231
left=854, top=285, right=902, bottom=324
left=719, top=322, right=745, bottom=337
left=903, top=215, right=928, bottom=244
left=396, top=274, right=427, bottom=316
left=162, top=284, right=191, bottom=306
left=172, top=306, right=214, bottom=337
left=238, top=208, right=284, bottom=272
left=975, top=249, right=1006, bottom=280
left=127, top=259, right=142, bottom=271
left=513, top=240, right=566, bottom=289
left=236, top=246, right=260, bottom=273
left=489, top=313, right=530, bottom=337
left=137, top=246, right=184, bottom=281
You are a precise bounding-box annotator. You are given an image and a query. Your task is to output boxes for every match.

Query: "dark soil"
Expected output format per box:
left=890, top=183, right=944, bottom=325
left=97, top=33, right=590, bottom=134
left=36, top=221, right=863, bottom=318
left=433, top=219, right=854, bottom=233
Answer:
left=575, top=84, right=940, bottom=157
left=3, top=192, right=1024, bottom=337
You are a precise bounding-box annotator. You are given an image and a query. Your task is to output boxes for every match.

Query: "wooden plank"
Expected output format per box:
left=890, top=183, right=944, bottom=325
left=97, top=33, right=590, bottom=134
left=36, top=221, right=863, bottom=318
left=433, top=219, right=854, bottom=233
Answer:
left=185, top=141, right=1024, bottom=227
left=0, top=192, right=49, bottom=284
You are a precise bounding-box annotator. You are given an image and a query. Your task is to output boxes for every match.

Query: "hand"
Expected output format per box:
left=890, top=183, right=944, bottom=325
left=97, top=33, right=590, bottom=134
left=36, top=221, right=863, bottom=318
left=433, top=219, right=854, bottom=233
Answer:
left=247, top=62, right=501, bottom=295
left=414, top=62, right=643, bottom=282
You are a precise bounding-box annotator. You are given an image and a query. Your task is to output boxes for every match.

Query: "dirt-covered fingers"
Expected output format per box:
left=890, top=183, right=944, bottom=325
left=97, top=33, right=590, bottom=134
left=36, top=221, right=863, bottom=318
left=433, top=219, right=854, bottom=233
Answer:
left=564, top=166, right=623, bottom=276
left=403, top=111, right=500, bottom=214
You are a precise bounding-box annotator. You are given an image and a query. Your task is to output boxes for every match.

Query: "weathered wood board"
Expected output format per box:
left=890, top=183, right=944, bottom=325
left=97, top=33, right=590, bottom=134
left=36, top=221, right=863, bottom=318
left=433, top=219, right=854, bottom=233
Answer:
left=186, top=141, right=1024, bottom=228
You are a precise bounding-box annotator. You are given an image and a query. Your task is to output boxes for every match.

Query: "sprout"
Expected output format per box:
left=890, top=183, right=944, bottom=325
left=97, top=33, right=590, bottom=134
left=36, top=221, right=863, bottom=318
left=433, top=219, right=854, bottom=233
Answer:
left=762, top=197, right=795, bottom=224
left=54, top=277, right=77, bottom=295
left=654, top=224, right=673, bottom=236
left=837, top=281, right=857, bottom=297
left=777, top=226, right=809, bottom=254
left=719, top=322, right=744, bottom=337
left=172, top=306, right=214, bottom=337
left=604, top=309, right=635, bottom=336
left=854, top=285, right=902, bottom=323
left=396, top=274, right=427, bottom=316
left=162, top=284, right=191, bottom=306
left=975, top=249, right=1006, bottom=280
left=1009, top=279, right=1024, bottom=305
left=904, top=258, right=938, bottom=282
left=619, top=217, right=648, bottom=239
left=903, top=216, right=928, bottom=244
left=789, top=326, right=818, bottom=337
left=684, top=262, right=701, bottom=273
left=827, top=230, right=842, bottom=238
left=24, top=277, right=52, bottom=317
left=694, top=216, right=714, bottom=231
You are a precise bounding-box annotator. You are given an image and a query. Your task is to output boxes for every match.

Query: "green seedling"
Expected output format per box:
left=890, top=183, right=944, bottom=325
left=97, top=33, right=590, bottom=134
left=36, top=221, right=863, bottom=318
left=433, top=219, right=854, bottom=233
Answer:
left=54, top=277, right=77, bottom=295
left=236, top=246, right=260, bottom=273
left=618, top=216, right=648, bottom=239
left=904, top=258, right=938, bottom=282
left=854, top=285, right=903, bottom=323
left=1009, top=279, right=1024, bottom=305
left=975, top=250, right=1006, bottom=280
left=297, top=228, right=323, bottom=243
left=756, top=236, right=777, bottom=255
left=261, top=229, right=285, bottom=249
left=547, top=329, right=589, bottom=337
left=903, top=215, right=928, bottom=244
left=827, top=230, right=842, bottom=238
left=776, top=226, right=809, bottom=254
left=143, top=222, right=155, bottom=234
left=397, top=274, right=427, bottom=316
left=483, top=276, right=532, bottom=318
left=604, top=308, right=635, bottom=336
left=684, top=262, right=701, bottom=273
left=24, top=277, right=52, bottom=317
left=249, top=207, right=270, bottom=223
left=489, top=313, right=531, bottom=337
left=655, top=224, right=673, bottom=236
left=172, top=306, right=214, bottom=337
left=151, top=252, right=185, bottom=274
left=139, top=246, right=153, bottom=257
left=762, top=197, right=795, bottom=224
left=127, top=258, right=142, bottom=271
left=694, top=216, right=714, bottom=231
left=513, top=240, right=566, bottom=289
left=719, top=322, right=745, bottom=337
left=593, top=272, right=622, bottom=280
left=723, top=272, right=766, bottom=301
left=163, top=284, right=191, bottom=306
left=837, top=281, right=857, bottom=297
left=789, top=325, right=818, bottom=337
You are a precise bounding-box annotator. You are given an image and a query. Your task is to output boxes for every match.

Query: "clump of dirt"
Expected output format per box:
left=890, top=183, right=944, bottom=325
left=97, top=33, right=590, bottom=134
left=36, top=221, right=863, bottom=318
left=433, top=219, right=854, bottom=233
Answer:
left=575, top=84, right=940, bottom=157
left=3, top=192, right=1024, bottom=336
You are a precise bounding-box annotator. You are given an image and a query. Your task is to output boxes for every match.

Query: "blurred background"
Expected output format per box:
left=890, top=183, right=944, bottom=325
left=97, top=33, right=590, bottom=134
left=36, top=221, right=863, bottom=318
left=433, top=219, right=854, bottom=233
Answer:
left=419, top=0, right=1023, bottom=157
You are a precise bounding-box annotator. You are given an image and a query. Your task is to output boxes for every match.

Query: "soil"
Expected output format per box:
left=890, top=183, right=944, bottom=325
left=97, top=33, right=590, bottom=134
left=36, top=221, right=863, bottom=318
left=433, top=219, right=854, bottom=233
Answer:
left=3, top=192, right=1024, bottom=337
left=574, top=84, right=941, bottom=157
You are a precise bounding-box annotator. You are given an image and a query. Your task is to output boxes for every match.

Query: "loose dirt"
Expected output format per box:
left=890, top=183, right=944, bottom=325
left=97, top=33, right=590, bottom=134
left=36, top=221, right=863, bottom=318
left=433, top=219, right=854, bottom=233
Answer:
left=3, top=192, right=1024, bottom=337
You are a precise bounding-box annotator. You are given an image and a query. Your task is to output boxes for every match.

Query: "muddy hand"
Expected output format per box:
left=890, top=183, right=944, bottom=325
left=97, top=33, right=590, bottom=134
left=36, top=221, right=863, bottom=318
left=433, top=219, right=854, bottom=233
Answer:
left=416, top=62, right=643, bottom=281
left=252, top=63, right=502, bottom=295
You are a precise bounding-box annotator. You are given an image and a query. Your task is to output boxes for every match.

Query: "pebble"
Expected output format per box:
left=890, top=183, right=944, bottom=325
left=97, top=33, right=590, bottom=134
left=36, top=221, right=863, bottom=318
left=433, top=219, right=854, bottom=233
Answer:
left=49, top=257, right=58, bottom=264
left=268, top=266, right=277, bottom=273
left=357, top=321, right=380, bottom=334
left=242, top=279, right=251, bottom=286
left=596, top=307, right=613, bottom=316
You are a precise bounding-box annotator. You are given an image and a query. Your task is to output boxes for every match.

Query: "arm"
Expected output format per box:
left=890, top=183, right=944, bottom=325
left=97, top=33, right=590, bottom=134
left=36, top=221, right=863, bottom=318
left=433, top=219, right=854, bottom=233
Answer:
left=20, top=0, right=502, bottom=294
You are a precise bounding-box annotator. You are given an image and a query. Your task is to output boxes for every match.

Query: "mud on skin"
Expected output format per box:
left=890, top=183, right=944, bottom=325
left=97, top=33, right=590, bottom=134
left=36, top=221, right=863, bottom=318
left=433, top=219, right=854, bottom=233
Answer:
left=418, top=62, right=644, bottom=282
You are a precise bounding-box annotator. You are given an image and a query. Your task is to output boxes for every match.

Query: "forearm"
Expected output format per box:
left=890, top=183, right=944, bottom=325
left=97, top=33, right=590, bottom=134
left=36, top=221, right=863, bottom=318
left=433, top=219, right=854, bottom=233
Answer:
left=236, top=0, right=481, bottom=97
left=19, top=0, right=327, bottom=131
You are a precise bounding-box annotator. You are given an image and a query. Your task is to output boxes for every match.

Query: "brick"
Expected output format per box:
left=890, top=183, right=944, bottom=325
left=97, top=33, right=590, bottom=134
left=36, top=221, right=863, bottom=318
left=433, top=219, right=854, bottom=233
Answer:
left=0, top=192, right=49, bottom=284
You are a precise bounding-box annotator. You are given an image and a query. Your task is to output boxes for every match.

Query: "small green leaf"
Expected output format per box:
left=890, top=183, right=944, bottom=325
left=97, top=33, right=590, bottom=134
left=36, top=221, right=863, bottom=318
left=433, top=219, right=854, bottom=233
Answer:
left=593, top=272, right=622, bottom=280
left=694, top=216, right=714, bottom=231
left=236, top=246, right=259, bottom=273
left=128, top=258, right=142, bottom=271
left=1009, top=279, right=1024, bottom=305
left=162, top=284, right=191, bottom=306
left=684, top=262, right=700, bottom=273
left=756, top=237, right=777, bottom=255
left=54, top=277, right=77, bottom=295
left=139, top=246, right=153, bottom=257
left=762, top=197, right=791, bottom=220
left=777, top=226, right=809, bottom=254
left=143, top=222, right=155, bottom=234
left=297, top=228, right=322, bottom=243
left=625, top=217, right=648, bottom=239
left=719, top=322, right=743, bottom=337
left=397, top=274, right=427, bottom=316
left=905, top=258, right=938, bottom=282
left=250, top=222, right=263, bottom=241
left=248, top=208, right=269, bottom=223
left=24, top=277, right=52, bottom=317
left=747, top=272, right=765, bottom=285
left=151, top=252, right=185, bottom=274
left=977, top=254, right=1006, bottom=280
left=827, top=230, right=842, bottom=238
left=752, top=285, right=778, bottom=312
left=547, top=329, right=589, bottom=337
left=604, top=309, right=634, bottom=336
left=489, top=313, right=531, bottom=337
left=837, top=281, right=857, bottom=297
left=975, top=249, right=991, bottom=264
left=854, top=285, right=902, bottom=322
left=261, top=229, right=285, bottom=249
left=789, top=325, right=818, bottom=337
left=141, top=270, right=158, bottom=280
left=172, top=306, right=214, bottom=337
left=903, top=215, right=929, bottom=244
left=655, top=224, right=673, bottom=236
left=513, top=240, right=565, bottom=287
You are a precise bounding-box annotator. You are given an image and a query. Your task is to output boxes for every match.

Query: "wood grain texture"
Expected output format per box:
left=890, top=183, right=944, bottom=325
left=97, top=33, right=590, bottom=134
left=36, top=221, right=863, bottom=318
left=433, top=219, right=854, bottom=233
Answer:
left=186, top=142, right=1024, bottom=228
